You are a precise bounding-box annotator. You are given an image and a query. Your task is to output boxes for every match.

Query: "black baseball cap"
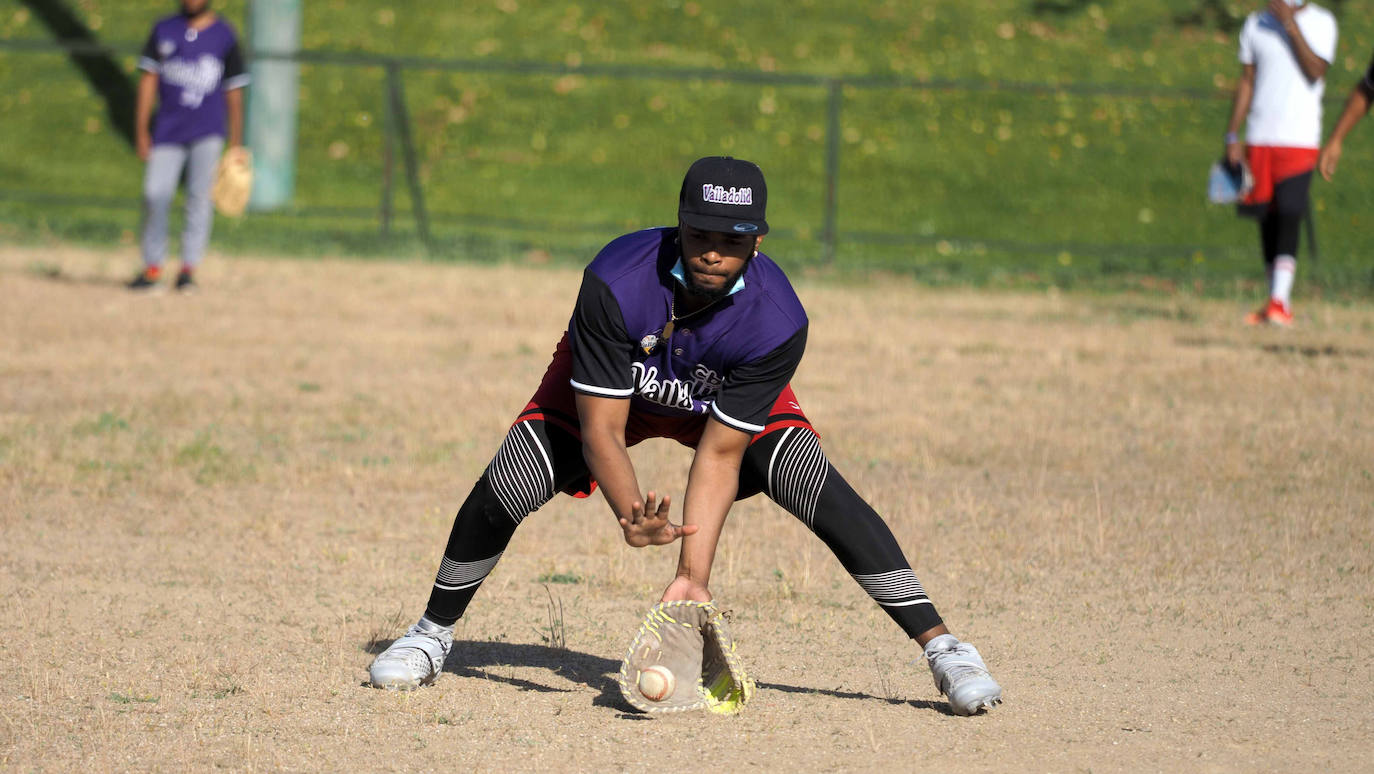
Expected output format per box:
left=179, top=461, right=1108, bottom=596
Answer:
left=678, top=156, right=769, bottom=235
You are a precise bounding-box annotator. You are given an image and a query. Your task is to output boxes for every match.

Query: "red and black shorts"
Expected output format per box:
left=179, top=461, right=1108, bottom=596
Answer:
left=1242, top=145, right=1319, bottom=210
left=512, top=334, right=816, bottom=495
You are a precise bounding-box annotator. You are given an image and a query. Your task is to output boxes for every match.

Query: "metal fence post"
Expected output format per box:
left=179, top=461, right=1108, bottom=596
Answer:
left=246, top=0, right=303, bottom=211
left=384, top=60, right=432, bottom=253
left=822, top=79, right=842, bottom=265
left=380, top=70, right=395, bottom=236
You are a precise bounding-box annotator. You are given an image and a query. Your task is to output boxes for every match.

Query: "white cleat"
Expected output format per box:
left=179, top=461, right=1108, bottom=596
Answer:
left=924, top=634, right=1003, bottom=715
left=368, top=617, right=453, bottom=690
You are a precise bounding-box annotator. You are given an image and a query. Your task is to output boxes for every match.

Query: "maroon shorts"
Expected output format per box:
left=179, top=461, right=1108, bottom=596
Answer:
left=513, top=334, right=816, bottom=495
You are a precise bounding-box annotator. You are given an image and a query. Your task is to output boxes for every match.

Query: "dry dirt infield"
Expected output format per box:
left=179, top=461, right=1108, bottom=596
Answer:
left=1, top=244, right=1371, bottom=772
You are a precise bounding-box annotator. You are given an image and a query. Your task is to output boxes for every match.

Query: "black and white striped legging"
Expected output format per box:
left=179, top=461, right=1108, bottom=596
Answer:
left=423, top=419, right=944, bottom=639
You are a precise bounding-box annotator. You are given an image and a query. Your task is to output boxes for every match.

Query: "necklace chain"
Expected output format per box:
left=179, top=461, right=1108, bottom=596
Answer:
left=646, top=283, right=726, bottom=354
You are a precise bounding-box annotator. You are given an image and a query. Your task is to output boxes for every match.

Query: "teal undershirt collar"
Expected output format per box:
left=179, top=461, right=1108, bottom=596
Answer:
left=670, top=257, right=746, bottom=296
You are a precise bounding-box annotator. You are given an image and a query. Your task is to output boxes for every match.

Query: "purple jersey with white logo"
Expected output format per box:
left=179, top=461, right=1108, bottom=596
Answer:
left=139, top=15, right=249, bottom=145
left=568, top=228, right=808, bottom=434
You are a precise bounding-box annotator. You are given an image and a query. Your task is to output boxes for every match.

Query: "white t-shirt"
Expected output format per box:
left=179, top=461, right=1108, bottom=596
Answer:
left=1238, top=3, right=1338, bottom=148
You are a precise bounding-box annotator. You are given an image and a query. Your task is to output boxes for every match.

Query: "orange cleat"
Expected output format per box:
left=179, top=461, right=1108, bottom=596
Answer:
left=1264, top=298, right=1293, bottom=327
left=1245, top=298, right=1293, bottom=327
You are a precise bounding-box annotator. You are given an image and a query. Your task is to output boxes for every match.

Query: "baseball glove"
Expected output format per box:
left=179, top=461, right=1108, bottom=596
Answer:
left=212, top=146, right=253, bottom=217
left=1207, top=157, right=1253, bottom=205
left=617, top=600, right=755, bottom=715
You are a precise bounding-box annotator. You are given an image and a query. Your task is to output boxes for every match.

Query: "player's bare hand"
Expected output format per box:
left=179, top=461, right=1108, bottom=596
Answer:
left=1225, top=141, right=1245, bottom=166
left=619, top=491, right=698, bottom=547
left=1318, top=141, right=1341, bottom=182
left=1268, top=0, right=1295, bottom=26
left=136, top=132, right=152, bottom=162
left=660, top=575, right=712, bottom=603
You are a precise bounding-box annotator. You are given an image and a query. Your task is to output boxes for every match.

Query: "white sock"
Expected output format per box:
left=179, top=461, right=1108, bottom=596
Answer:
left=924, top=633, right=959, bottom=656
left=1270, top=255, right=1296, bottom=307
left=417, top=615, right=453, bottom=632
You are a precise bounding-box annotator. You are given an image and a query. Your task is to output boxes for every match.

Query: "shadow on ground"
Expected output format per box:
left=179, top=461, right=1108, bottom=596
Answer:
left=13, top=262, right=131, bottom=288
left=1175, top=334, right=1373, bottom=360
left=364, top=638, right=950, bottom=714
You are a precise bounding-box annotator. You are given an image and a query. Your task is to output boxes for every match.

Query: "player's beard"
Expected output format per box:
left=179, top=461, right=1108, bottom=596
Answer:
left=181, top=1, right=212, bottom=20
left=684, top=261, right=748, bottom=303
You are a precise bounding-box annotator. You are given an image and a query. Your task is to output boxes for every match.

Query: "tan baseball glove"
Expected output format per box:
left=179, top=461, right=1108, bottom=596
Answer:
left=617, top=600, right=755, bottom=715
left=212, top=146, right=253, bottom=217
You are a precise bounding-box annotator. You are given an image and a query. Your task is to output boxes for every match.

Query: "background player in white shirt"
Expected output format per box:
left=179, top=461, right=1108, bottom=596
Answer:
left=1223, top=0, right=1337, bottom=326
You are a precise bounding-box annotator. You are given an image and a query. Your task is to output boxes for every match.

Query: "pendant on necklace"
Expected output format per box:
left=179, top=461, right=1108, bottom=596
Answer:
left=640, top=321, right=675, bottom=355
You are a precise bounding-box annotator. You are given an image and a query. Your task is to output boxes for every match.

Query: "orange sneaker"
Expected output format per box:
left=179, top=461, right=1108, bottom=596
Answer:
left=126, top=266, right=162, bottom=292
left=1244, top=299, right=1294, bottom=327
left=1264, top=299, right=1293, bottom=327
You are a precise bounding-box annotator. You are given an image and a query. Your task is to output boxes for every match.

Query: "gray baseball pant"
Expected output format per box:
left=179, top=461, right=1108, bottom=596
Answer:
left=141, top=135, right=224, bottom=270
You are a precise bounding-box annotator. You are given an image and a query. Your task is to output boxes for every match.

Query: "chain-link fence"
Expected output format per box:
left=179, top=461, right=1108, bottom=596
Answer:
left=2, top=37, right=1372, bottom=292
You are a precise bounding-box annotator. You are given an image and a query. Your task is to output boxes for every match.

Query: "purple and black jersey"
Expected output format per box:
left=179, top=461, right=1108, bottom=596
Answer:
left=139, top=15, right=249, bottom=145
left=568, top=227, right=808, bottom=434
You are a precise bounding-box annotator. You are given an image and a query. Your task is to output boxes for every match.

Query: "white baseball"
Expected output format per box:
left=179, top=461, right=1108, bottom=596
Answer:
left=637, top=665, right=675, bottom=702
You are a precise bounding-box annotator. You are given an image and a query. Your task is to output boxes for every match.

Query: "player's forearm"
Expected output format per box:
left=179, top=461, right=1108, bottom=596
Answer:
left=1283, top=20, right=1329, bottom=82
left=1327, top=88, right=1372, bottom=145
left=575, top=392, right=643, bottom=525
left=1226, top=79, right=1253, bottom=137
left=135, top=72, right=158, bottom=136
left=581, top=431, right=643, bottom=524
left=226, top=88, right=244, bottom=147
left=674, top=447, right=743, bottom=587
left=1294, top=50, right=1328, bottom=83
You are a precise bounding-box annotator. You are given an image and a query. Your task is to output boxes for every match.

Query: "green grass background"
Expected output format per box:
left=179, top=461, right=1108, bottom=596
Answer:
left=2, top=0, right=1372, bottom=295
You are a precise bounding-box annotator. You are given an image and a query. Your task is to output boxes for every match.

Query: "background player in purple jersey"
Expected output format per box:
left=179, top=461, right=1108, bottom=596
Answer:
left=128, top=0, right=249, bottom=293
left=1318, top=51, right=1374, bottom=181
left=366, top=157, right=1003, bottom=716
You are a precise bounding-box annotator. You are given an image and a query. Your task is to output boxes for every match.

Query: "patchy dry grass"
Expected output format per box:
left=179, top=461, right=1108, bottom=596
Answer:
left=2, top=244, right=1372, bottom=771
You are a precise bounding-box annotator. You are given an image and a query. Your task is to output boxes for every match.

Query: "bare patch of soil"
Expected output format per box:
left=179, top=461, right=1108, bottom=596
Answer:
left=2, top=245, right=1371, bottom=772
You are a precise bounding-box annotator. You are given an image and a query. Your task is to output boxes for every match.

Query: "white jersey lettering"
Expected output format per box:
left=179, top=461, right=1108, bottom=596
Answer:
left=631, top=362, right=698, bottom=411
